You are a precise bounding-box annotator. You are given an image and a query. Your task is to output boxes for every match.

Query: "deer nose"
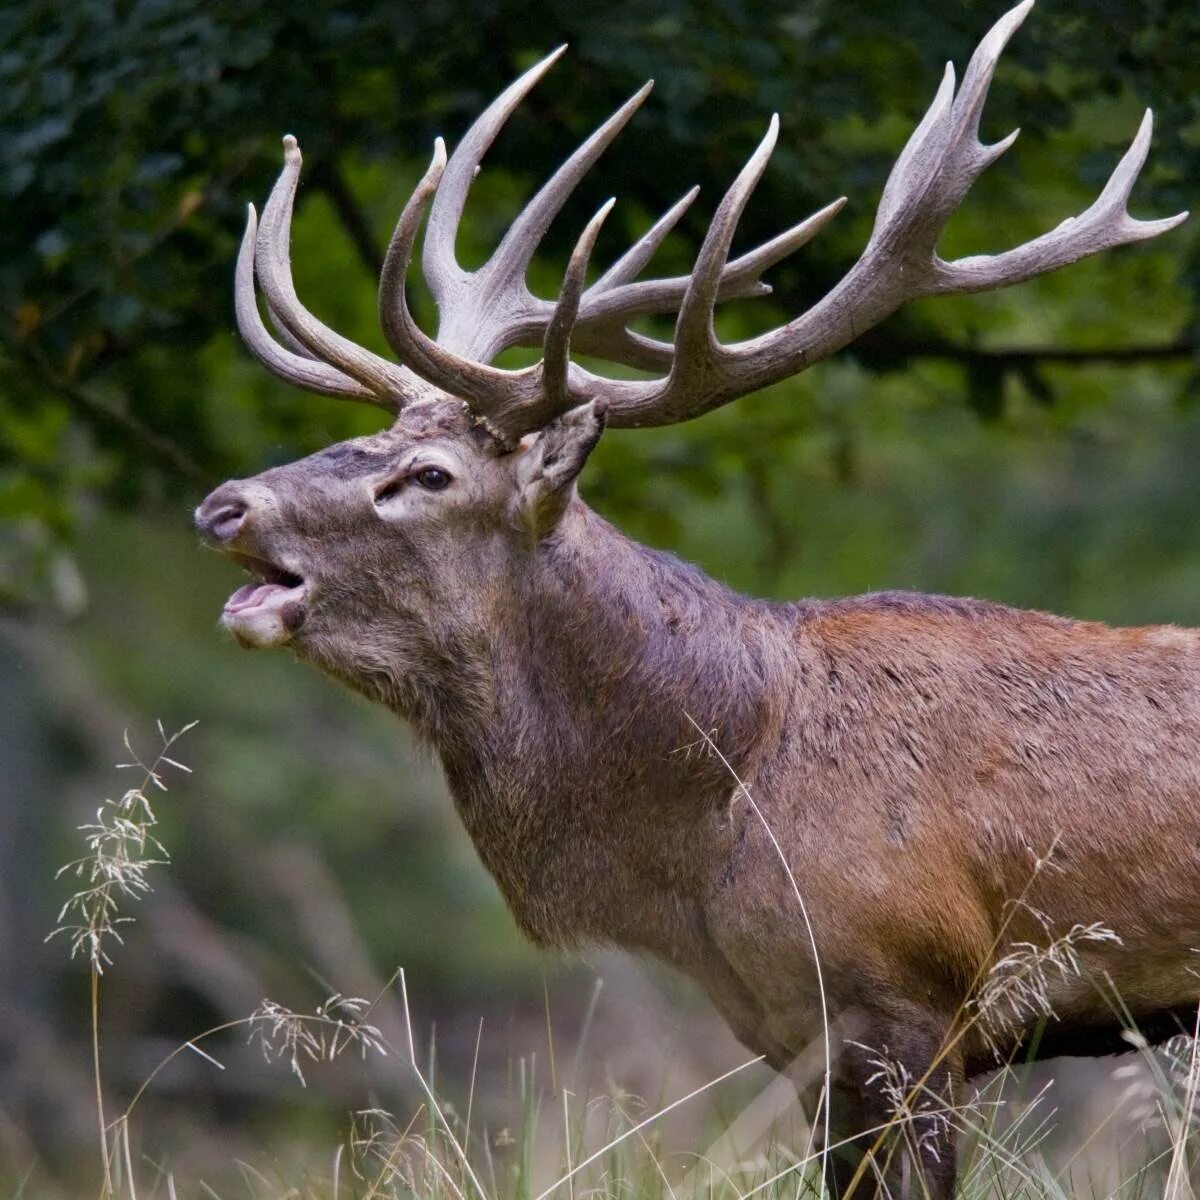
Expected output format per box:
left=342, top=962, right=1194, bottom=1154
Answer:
left=195, top=488, right=249, bottom=543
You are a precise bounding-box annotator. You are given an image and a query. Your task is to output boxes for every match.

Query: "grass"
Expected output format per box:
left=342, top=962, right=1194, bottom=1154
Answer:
left=23, top=724, right=1200, bottom=1198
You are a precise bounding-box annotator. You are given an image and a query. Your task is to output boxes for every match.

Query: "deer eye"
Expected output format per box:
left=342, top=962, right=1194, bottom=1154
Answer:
left=415, top=467, right=452, bottom=491
left=374, top=465, right=453, bottom=505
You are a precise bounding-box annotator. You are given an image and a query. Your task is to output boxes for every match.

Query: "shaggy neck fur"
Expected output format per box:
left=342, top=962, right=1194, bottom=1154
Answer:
left=409, top=500, right=795, bottom=947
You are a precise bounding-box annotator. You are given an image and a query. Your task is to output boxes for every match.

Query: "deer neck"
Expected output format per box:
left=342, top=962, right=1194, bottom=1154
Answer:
left=428, top=500, right=790, bottom=948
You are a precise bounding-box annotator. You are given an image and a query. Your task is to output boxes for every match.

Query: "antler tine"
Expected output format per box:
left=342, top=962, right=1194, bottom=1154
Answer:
left=381, top=140, right=542, bottom=412
left=673, top=116, right=780, bottom=372
left=485, top=85, right=652, bottom=295
left=423, top=47, right=567, bottom=305
left=234, top=204, right=386, bottom=405
left=266, top=301, right=318, bottom=359
left=723, top=198, right=847, bottom=290
left=929, top=109, right=1189, bottom=294
left=592, top=186, right=699, bottom=292
left=871, top=63, right=958, bottom=242
left=1092, top=110, right=1189, bottom=238
left=952, top=0, right=1031, bottom=157
left=379, top=137, right=448, bottom=356
left=255, top=137, right=415, bottom=404
left=541, top=198, right=616, bottom=418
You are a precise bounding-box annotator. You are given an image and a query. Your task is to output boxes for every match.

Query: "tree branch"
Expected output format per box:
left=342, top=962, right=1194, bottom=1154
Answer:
left=40, top=147, right=258, bottom=329
left=856, top=335, right=1197, bottom=368
left=12, top=338, right=209, bottom=486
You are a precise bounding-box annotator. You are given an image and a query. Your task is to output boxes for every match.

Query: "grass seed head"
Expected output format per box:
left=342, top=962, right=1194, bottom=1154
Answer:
left=46, top=721, right=195, bottom=973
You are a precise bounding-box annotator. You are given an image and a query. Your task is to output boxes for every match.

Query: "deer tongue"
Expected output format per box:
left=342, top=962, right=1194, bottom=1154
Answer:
left=225, top=581, right=293, bottom=614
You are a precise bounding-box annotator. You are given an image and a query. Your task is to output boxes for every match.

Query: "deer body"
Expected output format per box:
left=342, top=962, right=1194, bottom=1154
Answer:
left=446, top=493, right=1200, bottom=1185
left=401, top=491, right=1200, bottom=1065
left=326, top=478, right=1200, bottom=1060
left=196, top=7, right=1192, bottom=1193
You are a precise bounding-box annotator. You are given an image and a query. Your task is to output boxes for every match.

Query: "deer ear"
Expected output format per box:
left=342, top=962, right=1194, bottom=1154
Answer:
left=513, top=400, right=607, bottom=536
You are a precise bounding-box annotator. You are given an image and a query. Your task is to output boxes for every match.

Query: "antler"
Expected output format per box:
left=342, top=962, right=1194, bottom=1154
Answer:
left=236, top=1, right=1187, bottom=439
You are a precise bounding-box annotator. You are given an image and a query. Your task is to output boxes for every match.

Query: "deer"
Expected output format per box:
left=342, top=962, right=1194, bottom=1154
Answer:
left=194, top=3, right=1193, bottom=1195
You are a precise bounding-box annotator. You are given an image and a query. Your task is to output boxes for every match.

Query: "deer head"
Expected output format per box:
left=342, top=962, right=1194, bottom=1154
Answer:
left=196, top=0, right=1184, bottom=720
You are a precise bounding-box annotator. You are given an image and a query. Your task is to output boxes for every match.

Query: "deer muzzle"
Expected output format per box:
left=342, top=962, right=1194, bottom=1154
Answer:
left=196, top=483, right=308, bottom=649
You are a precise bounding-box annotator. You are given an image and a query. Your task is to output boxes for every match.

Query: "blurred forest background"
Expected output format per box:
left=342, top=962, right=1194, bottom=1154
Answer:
left=2, top=0, right=1199, bottom=1191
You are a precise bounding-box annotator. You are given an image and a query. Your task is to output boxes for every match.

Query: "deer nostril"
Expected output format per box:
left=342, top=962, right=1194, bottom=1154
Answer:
left=212, top=505, right=246, bottom=540
left=197, top=498, right=249, bottom=542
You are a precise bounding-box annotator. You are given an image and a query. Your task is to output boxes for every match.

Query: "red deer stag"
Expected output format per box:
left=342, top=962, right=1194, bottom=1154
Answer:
left=196, top=3, right=1191, bottom=1195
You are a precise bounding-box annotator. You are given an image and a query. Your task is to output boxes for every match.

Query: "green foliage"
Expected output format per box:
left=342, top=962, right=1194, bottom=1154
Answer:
left=2, top=0, right=1199, bottom=612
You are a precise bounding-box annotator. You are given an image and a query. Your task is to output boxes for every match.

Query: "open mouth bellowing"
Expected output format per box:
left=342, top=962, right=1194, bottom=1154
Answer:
left=221, top=552, right=308, bottom=647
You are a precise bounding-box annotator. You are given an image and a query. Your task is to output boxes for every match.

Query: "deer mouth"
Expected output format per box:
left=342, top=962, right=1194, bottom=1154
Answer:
left=221, top=552, right=308, bottom=647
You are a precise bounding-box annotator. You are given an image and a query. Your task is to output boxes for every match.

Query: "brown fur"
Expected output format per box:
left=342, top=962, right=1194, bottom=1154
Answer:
left=197, top=398, right=1200, bottom=1197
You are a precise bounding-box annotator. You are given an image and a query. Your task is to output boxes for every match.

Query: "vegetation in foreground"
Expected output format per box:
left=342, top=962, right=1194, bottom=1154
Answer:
left=20, top=724, right=1199, bottom=1200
